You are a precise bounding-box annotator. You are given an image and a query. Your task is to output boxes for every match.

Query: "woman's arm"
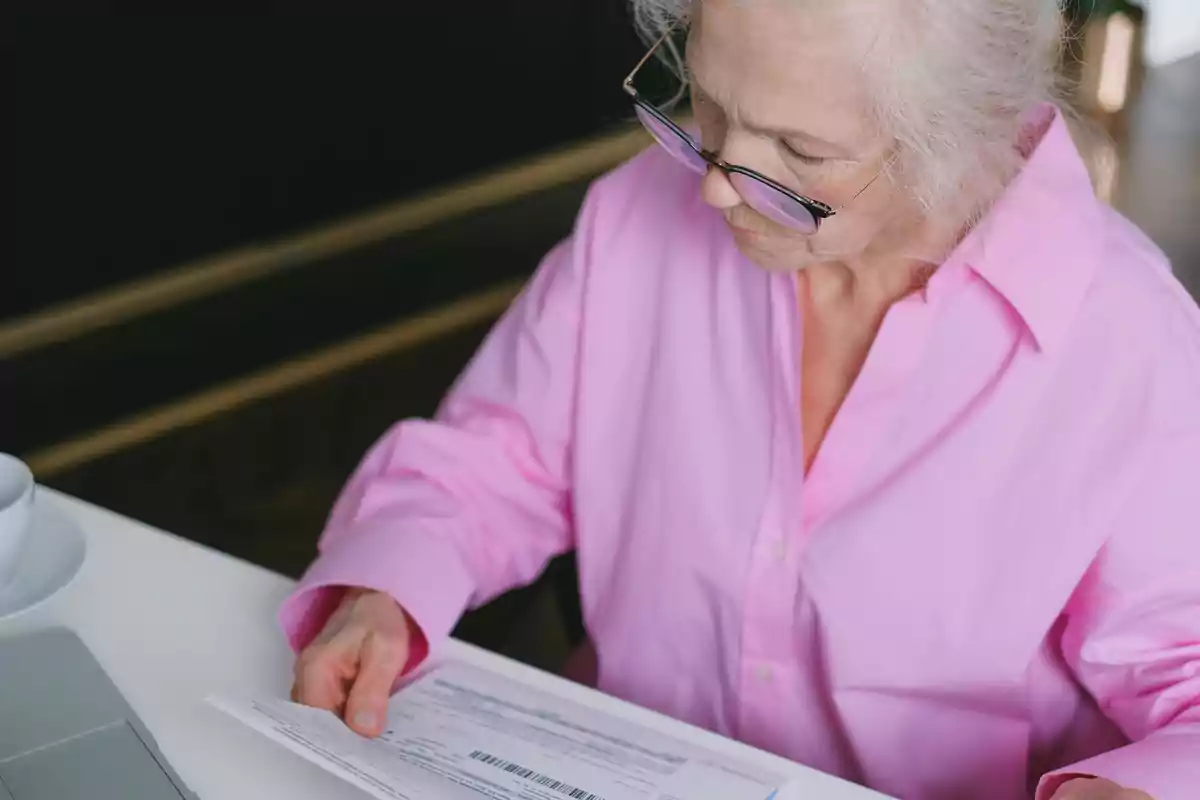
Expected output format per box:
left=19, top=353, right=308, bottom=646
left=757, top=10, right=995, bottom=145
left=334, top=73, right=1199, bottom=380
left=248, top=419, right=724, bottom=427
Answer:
left=279, top=189, right=603, bottom=659
left=1037, top=428, right=1200, bottom=800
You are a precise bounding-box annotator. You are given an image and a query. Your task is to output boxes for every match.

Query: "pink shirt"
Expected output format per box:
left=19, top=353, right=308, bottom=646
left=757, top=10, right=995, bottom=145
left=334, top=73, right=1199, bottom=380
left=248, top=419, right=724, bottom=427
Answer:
left=280, top=107, right=1200, bottom=800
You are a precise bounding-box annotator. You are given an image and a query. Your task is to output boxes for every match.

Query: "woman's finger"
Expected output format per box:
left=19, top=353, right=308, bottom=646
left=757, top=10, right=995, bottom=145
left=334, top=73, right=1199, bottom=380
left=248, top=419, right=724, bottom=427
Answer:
left=293, top=646, right=351, bottom=711
left=344, top=630, right=409, bottom=736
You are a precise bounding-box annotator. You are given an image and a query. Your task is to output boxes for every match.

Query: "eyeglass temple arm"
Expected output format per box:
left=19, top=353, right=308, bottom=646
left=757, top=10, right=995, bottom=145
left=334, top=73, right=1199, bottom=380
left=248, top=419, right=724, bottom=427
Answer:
left=624, top=28, right=674, bottom=89
left=836, top=153, right=899, bottom=212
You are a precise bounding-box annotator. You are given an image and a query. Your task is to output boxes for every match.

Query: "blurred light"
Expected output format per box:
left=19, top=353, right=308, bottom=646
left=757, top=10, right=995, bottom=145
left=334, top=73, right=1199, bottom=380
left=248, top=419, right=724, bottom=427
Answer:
left=1097, top=12, right=1136, bottom=113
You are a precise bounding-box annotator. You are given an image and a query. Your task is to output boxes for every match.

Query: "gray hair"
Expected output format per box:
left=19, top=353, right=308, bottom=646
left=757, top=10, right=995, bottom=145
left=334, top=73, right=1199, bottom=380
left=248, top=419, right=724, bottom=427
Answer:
left=630, top=0, right=1070, bottom=217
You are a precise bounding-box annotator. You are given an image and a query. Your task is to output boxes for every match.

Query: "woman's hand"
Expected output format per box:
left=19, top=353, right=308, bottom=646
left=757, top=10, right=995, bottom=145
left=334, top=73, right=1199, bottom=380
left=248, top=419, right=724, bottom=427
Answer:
left=1050, top=778, right=1154, bottom=799
left=291, top=588, right=414, bottom=737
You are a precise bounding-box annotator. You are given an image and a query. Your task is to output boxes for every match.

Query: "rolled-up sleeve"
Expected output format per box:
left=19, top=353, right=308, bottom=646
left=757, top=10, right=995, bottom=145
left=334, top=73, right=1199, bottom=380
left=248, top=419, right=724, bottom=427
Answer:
left=1037, top=428, right=1200, bottom=799
left=279, top=192, right=600, bottom=655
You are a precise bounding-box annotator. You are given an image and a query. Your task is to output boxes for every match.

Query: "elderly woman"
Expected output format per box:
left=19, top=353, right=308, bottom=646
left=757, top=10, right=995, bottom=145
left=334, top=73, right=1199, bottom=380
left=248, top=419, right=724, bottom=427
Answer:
left=284, top=1, right=1200, bottom=798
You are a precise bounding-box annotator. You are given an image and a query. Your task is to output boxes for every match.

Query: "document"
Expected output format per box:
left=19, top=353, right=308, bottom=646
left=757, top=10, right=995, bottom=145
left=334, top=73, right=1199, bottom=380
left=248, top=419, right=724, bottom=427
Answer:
left=209, top=660, right=787, bottom=800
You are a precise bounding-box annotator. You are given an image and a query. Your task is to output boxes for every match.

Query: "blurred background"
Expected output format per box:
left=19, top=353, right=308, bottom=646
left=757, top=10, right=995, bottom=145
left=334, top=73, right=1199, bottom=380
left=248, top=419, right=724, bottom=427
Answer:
left=5, top=0, right=1199, bottom=669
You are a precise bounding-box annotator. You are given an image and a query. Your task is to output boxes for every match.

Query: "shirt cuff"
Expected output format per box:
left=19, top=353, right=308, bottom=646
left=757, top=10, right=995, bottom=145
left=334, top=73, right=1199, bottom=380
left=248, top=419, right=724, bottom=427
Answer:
left=278, top=518, right=476, bottom=659
left=1036, top=729, right=1200, bottom=800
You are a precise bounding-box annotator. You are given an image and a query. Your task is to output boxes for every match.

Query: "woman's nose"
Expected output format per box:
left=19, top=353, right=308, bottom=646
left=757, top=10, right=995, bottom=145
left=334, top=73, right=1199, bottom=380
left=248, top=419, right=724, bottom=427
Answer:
left=701, top=166, right=742, bottom=211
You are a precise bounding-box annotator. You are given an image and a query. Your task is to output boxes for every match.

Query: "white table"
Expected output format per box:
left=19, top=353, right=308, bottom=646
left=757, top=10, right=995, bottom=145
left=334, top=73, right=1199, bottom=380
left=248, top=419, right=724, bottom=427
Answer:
left=14, top=488, right=886, bottom=799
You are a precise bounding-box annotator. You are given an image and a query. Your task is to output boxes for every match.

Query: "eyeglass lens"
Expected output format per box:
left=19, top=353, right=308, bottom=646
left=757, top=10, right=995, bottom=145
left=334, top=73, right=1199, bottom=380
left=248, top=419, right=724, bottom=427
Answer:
left=633, top=104, right=819, bottom=234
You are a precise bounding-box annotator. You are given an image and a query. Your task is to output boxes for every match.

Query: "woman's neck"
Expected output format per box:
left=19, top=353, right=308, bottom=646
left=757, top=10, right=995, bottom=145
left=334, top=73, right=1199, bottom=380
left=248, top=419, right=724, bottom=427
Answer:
left=805, top=208, right=966, bottom=314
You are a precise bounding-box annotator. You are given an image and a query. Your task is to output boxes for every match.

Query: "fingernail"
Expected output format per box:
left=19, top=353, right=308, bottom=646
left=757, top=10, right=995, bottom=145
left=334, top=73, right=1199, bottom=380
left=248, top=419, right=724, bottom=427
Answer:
left=353, top=711, right=378, bottom=731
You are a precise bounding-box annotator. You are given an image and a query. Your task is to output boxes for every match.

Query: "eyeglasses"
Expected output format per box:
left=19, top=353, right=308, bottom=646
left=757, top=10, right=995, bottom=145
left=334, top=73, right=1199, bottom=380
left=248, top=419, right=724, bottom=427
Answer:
left=623, top=29, right=893, bottom=234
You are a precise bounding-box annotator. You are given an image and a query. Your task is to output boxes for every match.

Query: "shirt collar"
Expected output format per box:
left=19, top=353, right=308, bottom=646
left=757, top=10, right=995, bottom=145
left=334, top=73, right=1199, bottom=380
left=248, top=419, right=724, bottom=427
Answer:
left=952, top=104, right=1104, bottom=353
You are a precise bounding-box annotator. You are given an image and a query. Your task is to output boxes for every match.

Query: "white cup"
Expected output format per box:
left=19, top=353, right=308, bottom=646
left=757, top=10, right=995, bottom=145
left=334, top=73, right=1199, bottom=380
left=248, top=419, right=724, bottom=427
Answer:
left=0, top=454, right=35, bottom=588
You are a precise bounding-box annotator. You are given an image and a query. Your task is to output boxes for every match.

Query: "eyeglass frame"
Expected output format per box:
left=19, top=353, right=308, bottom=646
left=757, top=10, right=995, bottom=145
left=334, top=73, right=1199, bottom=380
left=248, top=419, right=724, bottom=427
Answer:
left=622, top=28, right=896, bottom=232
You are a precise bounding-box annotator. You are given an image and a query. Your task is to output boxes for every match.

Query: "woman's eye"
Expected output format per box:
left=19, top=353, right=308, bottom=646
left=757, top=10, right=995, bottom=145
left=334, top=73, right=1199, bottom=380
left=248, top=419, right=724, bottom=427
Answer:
left=781, top=141, right=827, bottom=166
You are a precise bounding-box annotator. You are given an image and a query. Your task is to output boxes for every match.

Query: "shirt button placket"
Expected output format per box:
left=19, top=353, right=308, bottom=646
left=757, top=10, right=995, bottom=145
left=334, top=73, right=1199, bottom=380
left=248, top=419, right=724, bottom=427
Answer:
left=739, top=502, right=798, bottom=737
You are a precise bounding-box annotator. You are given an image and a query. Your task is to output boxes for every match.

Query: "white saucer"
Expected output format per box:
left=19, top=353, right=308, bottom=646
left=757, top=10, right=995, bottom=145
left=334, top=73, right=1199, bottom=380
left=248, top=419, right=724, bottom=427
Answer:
left=0, top=494, right=87, bottom=622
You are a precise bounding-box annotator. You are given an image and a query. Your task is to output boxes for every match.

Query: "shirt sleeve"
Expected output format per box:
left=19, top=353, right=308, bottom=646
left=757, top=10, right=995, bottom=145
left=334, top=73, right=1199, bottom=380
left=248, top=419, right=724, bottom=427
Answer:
left=278, top=191, right=599, bottom=657
left=1036, top=428, right=1200, bottom=800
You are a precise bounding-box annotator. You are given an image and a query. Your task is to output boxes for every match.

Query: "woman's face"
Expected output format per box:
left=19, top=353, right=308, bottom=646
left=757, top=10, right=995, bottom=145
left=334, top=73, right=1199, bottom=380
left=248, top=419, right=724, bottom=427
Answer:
left=687, top=0, right=916, bottom=272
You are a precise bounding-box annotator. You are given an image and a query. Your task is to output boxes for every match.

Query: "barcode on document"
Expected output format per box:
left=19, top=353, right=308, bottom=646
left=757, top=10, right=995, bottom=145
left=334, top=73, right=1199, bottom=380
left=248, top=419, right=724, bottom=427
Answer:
left=468, top=750, right=605, bottom=800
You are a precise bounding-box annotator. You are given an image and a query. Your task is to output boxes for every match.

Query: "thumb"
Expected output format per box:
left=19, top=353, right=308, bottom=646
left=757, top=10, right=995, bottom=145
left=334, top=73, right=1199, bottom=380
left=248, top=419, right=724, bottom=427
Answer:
left=345, top=630, right=409, bottom=737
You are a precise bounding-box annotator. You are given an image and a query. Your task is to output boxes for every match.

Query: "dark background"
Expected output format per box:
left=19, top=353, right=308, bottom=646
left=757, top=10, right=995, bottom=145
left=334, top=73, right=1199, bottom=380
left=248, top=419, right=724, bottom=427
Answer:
left=10, top=3, right=644, bottom=317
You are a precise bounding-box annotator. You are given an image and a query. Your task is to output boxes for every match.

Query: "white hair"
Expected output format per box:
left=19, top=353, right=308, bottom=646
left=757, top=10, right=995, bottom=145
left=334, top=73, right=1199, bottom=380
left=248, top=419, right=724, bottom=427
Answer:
left=630, top=0, right=1070, bottom=217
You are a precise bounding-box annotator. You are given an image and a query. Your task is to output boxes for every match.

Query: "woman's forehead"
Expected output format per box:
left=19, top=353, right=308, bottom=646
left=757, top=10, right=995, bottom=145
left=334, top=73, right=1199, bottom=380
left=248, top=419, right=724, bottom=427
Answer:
left=688, top=0, right=882, bottom=147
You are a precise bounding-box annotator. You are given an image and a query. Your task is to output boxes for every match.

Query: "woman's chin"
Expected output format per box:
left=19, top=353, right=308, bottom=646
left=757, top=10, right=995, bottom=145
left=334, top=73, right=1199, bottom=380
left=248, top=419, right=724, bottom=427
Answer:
left=733, top=237, right=815, bottom=272
left=728, top=225, right=816, bottom=272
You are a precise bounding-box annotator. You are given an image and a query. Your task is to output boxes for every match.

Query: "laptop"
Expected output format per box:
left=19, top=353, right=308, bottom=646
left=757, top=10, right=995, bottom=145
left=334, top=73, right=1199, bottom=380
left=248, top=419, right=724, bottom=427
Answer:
left=0, top=627, right=198, bottom=799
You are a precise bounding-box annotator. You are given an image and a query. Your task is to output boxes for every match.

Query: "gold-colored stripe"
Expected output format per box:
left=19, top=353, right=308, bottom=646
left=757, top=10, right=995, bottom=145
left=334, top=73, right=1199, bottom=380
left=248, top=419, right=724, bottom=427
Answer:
left=25, top=280, right=524, bottom=477
left=0, top=126, right=648, bottom=358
